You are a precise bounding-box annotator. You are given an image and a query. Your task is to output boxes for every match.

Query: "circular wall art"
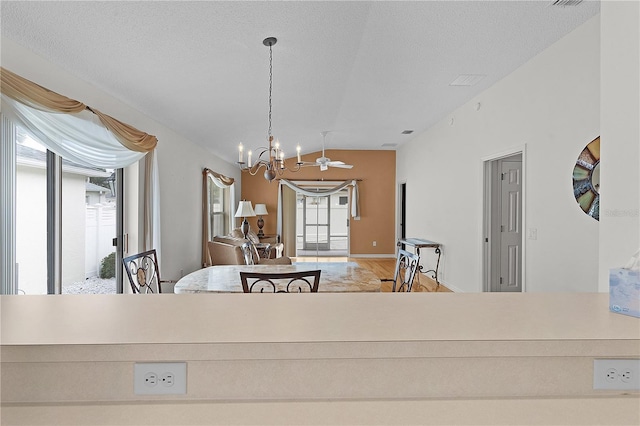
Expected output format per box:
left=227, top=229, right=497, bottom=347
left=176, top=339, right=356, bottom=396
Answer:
left=572, top=136, right=600, bottom=221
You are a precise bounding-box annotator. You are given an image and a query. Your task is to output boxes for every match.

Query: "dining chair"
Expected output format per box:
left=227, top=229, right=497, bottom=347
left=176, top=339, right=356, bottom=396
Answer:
left=239, top=270, right=321, bottom=293
left=381, top=249, right=421, bottom=292
left=122, top=249, right=174, bottom=294
left=240, top=242, right=292, bottom=266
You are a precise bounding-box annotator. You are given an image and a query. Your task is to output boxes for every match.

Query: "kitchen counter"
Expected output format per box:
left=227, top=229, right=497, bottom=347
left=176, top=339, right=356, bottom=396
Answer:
left=1, top=292, right=639, bottom=425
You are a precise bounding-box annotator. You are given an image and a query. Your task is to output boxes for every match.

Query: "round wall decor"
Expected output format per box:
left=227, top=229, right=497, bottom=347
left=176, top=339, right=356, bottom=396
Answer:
left=572, top=136, right=600, bottom=221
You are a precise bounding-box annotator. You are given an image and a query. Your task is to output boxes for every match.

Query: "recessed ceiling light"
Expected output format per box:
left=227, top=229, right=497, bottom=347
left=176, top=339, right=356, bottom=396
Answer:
left=449, top=74, right=486, bottom=87
left=401, top=130, right=413, bottom=134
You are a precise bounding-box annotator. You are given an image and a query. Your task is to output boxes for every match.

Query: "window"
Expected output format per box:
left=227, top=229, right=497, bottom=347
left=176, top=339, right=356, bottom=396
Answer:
left=202, top=168, right=235, bottom=267
left=208, top=175, right=231, bottom=239
left=209, top=181, right=230, bottom=237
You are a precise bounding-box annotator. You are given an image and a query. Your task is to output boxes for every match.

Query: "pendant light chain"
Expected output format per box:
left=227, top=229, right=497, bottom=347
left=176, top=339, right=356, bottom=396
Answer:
left=268, top=42, right=273, bottom=140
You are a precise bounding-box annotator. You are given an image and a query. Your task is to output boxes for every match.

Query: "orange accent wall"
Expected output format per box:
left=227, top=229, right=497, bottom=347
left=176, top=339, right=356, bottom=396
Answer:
left=241, top=150, right=396, bottom=255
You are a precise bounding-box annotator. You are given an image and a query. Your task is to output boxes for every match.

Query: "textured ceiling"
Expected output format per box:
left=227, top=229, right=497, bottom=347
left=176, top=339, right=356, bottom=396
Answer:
left=1, top=1, right=600, bottom=165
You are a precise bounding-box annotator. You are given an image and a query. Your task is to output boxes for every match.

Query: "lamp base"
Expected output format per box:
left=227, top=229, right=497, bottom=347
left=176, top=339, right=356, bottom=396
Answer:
left=240, top=218, right=250, bottom=239
left=257, top=216, right=265, bottom=237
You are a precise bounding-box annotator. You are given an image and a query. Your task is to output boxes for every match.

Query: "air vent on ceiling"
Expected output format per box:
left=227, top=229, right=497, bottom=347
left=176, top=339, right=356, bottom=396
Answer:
left=550, top=0, right=583, bottom=6
left=449, top=74, right=486, bottom=87
left=401, top=130, right=414, bottom=134
left=381, top=143, right=397, bottom=148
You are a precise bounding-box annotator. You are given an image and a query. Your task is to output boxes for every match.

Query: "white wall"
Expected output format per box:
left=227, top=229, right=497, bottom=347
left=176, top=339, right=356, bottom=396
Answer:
left=599, top=1, right=640, bottom=291
left=1, top=38, right=241, bottom=283
left=397, top=15, right=601, bottom=293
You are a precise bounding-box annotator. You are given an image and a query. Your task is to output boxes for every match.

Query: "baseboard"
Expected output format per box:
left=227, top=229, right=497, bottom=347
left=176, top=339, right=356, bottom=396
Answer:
left=441, top=280, right=463, bottom=293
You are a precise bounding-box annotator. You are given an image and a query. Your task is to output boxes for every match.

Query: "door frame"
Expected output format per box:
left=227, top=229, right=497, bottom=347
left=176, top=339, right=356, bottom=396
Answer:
left=397, top=180, right=407, bottom=253
left=481, top=145, right=527, bottom=292
left=292, top=181, right=351, bottom=257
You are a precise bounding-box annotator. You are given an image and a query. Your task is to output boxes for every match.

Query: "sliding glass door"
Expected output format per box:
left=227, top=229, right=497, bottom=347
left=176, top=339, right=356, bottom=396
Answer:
left=296, top=188, right=349, bottom=256
left=302, top=195, right=329, bottom=251
left=2, top=118, right=123, bottom=294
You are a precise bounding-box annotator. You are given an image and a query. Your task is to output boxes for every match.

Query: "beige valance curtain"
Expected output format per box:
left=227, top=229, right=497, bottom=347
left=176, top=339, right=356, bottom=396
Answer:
left=1, top=67, right=157, bottom=152
left=205, top=168, right=235, bottom=188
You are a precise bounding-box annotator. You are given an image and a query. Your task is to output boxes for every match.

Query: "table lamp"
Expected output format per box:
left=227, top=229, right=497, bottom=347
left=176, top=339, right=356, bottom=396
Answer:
left=254, top=203, right=268, bottom=237
left=234, top=200, right=256, bottom=239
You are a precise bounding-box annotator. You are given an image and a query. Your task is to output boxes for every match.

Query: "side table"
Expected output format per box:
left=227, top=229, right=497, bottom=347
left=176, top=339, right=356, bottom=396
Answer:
left=397, top=238, right=442, bottom=290
left=258, top=234, right=280, bottom=244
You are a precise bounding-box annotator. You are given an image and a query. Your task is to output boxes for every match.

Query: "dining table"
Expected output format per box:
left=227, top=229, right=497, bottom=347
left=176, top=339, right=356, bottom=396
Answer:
left=174, top=262, right=381, bottom=293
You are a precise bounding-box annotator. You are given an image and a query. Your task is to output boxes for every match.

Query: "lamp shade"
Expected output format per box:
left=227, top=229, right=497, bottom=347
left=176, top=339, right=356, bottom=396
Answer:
left=254, top=203, right=268, bottom=216
left=234, top=200, right=256, bottom=218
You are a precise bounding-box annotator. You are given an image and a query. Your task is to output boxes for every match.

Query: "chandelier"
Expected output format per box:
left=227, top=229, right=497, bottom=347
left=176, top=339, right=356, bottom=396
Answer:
left=238, top=37, right=303, bottom=182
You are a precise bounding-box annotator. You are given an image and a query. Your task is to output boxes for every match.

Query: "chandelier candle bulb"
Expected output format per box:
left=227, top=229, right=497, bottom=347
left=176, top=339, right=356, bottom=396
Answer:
left=297, top=144, right=301, bottom=163
left=248, top=151, right=252, bottom=167
left=280, top=151, right=285, bottom=169
left=238, top=143, right=243, bottom=163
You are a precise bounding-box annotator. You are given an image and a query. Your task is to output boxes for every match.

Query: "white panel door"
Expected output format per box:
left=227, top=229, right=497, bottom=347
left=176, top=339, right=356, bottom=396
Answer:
left=499, top=160, right=522, bottom=292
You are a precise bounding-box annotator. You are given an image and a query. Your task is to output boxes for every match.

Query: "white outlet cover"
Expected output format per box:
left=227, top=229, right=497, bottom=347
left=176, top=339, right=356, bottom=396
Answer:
left=134, top=362, right=187, bottom=395
left=594, top=359, right=640, bottom=390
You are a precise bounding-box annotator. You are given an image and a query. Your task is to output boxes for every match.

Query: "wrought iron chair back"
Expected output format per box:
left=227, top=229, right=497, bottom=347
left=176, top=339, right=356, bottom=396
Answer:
left=240, top=242, right=260, bottom=265
left=382, top=249, right=421, bottom=292
left=122, top=249, right=162, bottom=294
left=240, top=270, right=321, bottom=293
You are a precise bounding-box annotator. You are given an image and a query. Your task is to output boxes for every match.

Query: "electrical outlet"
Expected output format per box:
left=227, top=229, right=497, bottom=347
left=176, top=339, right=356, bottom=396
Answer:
left=134, top=362, right=187, bottom=395
left=160, top=372, right=175, bottom=387
left=594, top=359, right=640, bottom=390
left=143, top=372, right=157, bottom=387
left=372, top=241, right=377, bottom=247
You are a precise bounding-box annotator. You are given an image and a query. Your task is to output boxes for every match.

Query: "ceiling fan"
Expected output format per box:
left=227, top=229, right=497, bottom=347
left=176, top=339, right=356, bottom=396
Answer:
left=303, top=131, right=354, bottom=171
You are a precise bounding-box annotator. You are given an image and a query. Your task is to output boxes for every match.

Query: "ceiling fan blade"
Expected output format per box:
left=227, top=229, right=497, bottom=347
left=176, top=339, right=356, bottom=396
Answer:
left=300, top=161, right=320, bottom=167
left=329, top=163, right=353, bottom=169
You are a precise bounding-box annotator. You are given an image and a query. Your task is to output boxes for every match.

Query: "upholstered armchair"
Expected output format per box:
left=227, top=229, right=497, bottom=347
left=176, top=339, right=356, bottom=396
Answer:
left=208, top=233, right=290, bottom=266
left=207, top=237, right=245, bottom=265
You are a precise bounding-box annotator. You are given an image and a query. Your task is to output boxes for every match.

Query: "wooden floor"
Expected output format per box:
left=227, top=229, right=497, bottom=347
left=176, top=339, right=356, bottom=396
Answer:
left=292, top=256, right=452, bottom=292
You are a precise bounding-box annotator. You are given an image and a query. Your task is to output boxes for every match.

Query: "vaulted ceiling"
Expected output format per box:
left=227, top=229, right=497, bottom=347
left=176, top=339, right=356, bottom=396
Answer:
left=1, top=1, right=600, bottom=164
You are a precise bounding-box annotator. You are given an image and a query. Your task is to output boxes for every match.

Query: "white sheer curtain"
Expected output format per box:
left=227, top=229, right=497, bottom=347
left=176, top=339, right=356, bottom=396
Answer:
left=144, top=150, right=161, bottom=257
left=1, top=95, right=145, bottom=168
